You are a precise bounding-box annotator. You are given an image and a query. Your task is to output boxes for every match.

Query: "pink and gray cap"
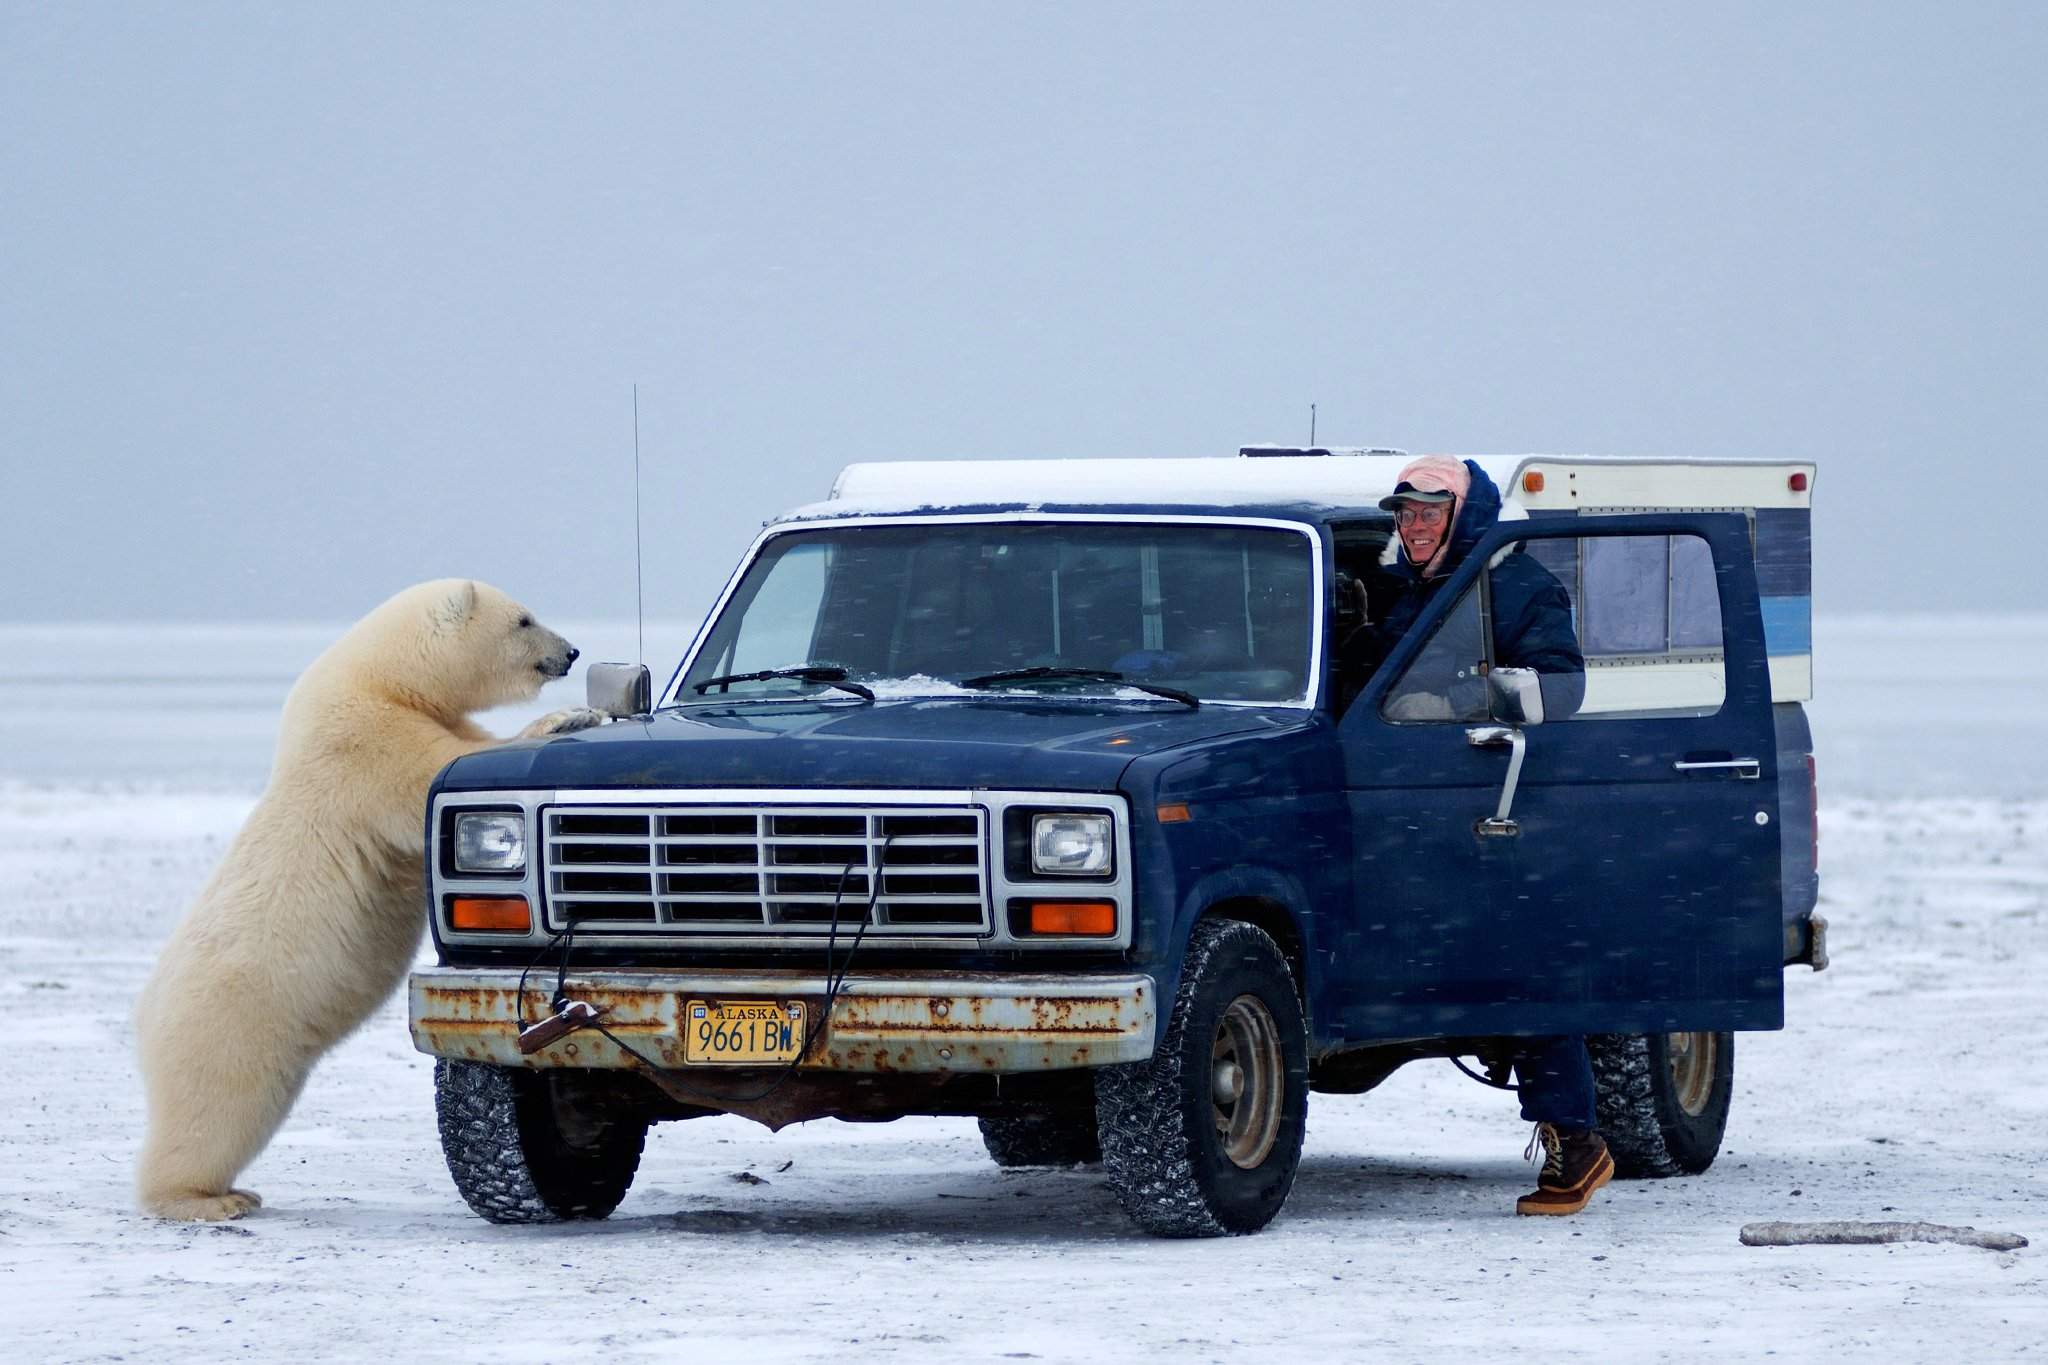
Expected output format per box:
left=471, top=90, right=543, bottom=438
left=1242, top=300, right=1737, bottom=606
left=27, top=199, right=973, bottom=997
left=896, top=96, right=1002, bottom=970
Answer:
left=1377, top=455, right=1471, bottom=510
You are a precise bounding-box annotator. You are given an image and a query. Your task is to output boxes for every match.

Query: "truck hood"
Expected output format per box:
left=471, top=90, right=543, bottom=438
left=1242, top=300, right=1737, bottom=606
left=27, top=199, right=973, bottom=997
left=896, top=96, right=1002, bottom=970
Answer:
left=438, top=698, right=1299, bottom=794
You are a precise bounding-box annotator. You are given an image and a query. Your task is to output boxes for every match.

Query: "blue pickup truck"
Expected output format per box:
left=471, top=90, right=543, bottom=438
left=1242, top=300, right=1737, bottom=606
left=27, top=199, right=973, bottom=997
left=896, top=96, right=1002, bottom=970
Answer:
left=409, top=449, right=1824, bottom=1236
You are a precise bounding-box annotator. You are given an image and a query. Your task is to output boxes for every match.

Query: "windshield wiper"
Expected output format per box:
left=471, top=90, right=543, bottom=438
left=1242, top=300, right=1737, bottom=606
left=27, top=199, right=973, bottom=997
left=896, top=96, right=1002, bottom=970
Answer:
left=693, top=665, right=874, bottom=701
left=959, top=666, right=1199, bottom=708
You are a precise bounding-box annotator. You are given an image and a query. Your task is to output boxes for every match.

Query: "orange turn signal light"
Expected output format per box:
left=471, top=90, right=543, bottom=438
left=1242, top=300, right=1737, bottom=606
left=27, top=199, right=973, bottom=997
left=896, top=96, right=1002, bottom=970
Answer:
left=450, top=896, right=532, bottom=932
left=1522, top=471, right=1546, bottom=493
left=1156, top=802, right=1192, bottom=824
left=1028, top=901, right=1117, bottom=936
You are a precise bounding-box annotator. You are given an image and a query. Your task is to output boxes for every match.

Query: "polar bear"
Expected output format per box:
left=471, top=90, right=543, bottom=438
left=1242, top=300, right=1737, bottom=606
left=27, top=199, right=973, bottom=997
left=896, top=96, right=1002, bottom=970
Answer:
left=135, top=579, right=605, bottom=1221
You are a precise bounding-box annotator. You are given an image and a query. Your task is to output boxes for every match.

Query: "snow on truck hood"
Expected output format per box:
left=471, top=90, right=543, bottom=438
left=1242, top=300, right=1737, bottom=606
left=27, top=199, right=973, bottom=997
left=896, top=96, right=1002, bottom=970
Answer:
left=435, top=696, right=1299, bottom=794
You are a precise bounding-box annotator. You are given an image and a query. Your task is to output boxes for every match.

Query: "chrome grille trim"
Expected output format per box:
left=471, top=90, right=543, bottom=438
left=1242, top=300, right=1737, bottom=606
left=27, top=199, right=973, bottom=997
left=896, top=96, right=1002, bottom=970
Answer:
left=543, top=803, right=991, bottom=935
left=431, top=788, right=1133, bottom=952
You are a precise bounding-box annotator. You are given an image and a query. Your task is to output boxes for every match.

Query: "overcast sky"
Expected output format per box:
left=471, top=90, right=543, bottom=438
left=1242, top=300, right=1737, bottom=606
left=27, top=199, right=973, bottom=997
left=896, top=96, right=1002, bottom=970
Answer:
left=3, top=3, right=2041, bottom=627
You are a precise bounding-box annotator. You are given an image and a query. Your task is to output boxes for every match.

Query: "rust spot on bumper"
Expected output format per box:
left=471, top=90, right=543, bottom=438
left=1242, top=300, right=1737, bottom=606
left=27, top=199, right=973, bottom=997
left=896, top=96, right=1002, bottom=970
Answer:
left=408, top=968, right=1155, bottom=1075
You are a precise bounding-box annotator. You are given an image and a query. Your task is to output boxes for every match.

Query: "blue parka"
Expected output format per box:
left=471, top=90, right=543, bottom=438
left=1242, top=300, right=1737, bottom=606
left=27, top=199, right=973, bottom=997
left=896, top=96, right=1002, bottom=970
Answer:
left=1340, top=460, right=1585, bottom=710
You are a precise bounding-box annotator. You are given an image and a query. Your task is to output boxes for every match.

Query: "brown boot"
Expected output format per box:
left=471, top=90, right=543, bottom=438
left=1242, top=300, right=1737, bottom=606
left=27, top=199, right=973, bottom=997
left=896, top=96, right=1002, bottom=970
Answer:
left=1515, top=1123, right=1614, bottom=1216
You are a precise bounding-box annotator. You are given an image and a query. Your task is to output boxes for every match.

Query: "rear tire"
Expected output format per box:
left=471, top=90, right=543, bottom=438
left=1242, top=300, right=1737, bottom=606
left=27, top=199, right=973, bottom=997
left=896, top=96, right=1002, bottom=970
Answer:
left=1587, top=1031, right=1733, bottom=1178
left=978, top=1106, right=1101, bottom=1168
left=1095, top=919, right=1308, bottom=1237
left=434, top=1061, right=649, bottom=1223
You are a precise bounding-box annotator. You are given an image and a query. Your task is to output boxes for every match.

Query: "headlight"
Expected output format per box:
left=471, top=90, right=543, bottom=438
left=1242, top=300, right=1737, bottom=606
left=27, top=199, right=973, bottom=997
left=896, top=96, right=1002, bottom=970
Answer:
left=453, top=812, right=527, bottom=874
left=1031, top=813, right=1113, bottom=876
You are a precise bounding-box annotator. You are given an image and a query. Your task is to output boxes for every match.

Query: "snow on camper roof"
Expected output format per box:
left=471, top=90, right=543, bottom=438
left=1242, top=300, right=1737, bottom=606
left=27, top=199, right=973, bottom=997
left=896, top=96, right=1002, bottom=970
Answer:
left=798, top=454, right=1528, bottom=519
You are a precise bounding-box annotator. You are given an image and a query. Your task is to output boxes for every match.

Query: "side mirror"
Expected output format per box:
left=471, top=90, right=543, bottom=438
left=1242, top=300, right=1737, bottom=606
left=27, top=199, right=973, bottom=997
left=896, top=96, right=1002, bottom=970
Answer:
left=587, top=662, right=652, bottom=718
left=1488, top=667, right=1545, bottom=726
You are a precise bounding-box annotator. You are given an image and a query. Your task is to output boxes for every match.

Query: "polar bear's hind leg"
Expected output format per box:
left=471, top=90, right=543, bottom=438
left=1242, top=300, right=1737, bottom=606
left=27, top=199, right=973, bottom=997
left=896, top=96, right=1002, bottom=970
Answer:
left=143, top=1187, right=263, bottom=1222
left=136, top=1020, right=311, bottom=1222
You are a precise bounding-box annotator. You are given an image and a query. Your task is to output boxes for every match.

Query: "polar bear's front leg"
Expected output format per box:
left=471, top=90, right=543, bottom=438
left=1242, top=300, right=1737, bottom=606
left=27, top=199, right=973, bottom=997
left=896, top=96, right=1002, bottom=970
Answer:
left=515, top=707, right=608, bottom=739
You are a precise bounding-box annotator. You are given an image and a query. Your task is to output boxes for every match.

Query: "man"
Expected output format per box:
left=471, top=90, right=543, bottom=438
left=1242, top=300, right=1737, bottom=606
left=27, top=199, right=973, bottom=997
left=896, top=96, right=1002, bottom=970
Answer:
left=1342, top=455, right=1584, bottom=715
left=1347, top=455, right=1611, bottom=1217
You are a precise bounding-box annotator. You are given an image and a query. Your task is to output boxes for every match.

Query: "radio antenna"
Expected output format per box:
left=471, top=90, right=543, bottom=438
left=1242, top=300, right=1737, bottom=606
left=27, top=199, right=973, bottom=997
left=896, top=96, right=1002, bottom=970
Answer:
left=632, top=384, right=645, bottom=670
left=1308, top=402, right=1317, bottom=447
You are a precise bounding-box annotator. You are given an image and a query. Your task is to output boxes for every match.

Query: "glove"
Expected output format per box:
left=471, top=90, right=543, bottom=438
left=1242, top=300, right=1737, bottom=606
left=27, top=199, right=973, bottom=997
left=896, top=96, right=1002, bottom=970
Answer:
left=1382, top=691, right=1456, bottom=722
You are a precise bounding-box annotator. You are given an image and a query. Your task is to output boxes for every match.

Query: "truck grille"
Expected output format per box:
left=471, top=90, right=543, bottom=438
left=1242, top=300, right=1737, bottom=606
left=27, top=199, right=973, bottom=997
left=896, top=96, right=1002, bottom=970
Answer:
left=543, top=804, right=989, bottom=936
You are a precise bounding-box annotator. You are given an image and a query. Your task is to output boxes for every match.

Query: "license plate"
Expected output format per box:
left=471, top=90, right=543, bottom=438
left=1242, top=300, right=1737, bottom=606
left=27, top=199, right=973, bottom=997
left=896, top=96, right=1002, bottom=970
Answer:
left=683, top=1000, right=807, bottom=1065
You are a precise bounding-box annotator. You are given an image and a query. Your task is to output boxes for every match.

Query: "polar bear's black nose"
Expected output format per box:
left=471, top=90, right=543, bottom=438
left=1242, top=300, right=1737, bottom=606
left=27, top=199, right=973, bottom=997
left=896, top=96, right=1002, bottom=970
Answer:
left=565, top=647, right=580, bottom=666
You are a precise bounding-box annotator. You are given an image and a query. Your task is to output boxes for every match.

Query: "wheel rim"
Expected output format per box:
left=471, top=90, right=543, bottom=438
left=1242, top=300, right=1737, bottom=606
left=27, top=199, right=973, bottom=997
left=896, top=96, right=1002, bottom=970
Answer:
left=1667, top=1031, right=1719, bottom=1117
left=1211, top=994, right=1283, bottom=1168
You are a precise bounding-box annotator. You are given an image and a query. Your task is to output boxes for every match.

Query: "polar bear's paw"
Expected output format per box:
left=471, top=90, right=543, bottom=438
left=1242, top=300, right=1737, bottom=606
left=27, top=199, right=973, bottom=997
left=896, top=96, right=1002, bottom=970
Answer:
left=146, top=1187, right=263, bottom=1222
left=518, top=707, right=608, bottom=739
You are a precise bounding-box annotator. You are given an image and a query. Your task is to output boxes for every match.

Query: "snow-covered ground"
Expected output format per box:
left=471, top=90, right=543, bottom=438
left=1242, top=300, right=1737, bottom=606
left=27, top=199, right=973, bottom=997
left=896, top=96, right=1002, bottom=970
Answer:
left=0, top=618, right=2042, bottom=1362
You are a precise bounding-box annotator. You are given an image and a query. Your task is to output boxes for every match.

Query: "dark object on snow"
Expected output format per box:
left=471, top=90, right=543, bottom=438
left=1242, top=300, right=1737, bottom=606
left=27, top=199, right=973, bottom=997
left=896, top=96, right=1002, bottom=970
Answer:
left=978, top=1102, right=1102, bottom=1168
left=434, top=1059, right=647, bottom=1224
left=1740, top=1221, right=2028, bottom=1252
left=1589, top=1031, right=1734, bottom=1178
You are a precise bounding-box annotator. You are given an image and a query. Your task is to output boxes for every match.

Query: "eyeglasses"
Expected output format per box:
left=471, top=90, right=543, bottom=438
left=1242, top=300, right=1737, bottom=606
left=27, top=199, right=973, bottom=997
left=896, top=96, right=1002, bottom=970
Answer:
left=1395, top=503, right=1451, bottom=528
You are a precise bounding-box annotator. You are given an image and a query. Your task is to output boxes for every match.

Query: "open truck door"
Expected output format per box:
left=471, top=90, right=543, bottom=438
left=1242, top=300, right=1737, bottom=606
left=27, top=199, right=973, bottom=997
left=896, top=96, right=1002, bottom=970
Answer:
left=1337, top=511, right=1783, bottom=1037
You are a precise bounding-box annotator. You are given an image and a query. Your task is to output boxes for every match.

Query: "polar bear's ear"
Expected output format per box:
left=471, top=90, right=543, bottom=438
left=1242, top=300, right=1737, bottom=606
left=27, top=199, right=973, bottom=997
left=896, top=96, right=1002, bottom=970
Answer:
left=430, top=580, right=479, bottom=633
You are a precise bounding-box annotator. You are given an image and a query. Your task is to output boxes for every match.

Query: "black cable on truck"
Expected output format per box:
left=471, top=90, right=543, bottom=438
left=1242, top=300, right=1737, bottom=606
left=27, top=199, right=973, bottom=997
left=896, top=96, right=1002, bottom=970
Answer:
left=511, top=838, right=893, bottom=1109
left=811, top=834, right=893, bottom=1050
left=1449, top=1055, right=1519, bottom=1092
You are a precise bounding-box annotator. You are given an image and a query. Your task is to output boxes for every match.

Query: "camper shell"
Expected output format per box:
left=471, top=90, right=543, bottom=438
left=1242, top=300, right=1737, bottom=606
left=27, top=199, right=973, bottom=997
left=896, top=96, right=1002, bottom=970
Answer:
left=410, top=449, right=1821, bottom=1236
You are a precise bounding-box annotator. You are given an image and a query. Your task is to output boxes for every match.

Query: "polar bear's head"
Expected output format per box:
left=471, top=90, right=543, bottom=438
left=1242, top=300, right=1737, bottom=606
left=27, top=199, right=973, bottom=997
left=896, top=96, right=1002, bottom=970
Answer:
left=349, top=578, right=580, bottom=716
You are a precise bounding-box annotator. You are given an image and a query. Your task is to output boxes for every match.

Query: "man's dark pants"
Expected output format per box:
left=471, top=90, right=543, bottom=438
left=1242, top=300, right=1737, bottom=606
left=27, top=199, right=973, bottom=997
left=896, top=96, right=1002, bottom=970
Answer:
left=1512, top=1035, right=1597, bottom=1130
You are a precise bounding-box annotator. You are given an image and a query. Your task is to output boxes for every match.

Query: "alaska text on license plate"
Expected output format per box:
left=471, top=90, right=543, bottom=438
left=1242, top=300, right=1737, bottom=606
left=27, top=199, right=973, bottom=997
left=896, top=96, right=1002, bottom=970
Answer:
left=684, top=1000, right=806, bottom=1065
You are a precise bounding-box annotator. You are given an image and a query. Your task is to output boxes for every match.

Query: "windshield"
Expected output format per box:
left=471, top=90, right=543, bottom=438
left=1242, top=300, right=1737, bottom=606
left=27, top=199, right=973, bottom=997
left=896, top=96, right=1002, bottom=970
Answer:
left=678, top=519, right=1318, bottom=705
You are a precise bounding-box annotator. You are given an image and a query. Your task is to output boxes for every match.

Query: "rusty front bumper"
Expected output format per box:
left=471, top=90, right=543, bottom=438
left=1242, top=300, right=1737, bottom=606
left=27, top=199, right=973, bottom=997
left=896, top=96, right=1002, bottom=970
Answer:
left=408, top=967, right=1156, bottom=1073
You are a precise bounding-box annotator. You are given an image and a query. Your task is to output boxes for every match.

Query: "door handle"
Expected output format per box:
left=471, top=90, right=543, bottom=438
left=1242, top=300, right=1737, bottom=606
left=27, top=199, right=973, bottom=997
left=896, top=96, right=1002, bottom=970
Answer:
left=1673, top=758, right=1761, bottom=780
left=1465, top=725, right=1525, bottom=836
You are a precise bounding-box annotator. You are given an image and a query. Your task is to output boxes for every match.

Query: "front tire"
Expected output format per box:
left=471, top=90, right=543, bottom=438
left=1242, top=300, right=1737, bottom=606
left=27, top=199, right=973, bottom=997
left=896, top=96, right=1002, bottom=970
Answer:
left=434, top=1061, right=649, bottom=1224
left=1587, top=1031, right=1733, bottom=1178
left=1095, top=919, right=1308, bottom=1237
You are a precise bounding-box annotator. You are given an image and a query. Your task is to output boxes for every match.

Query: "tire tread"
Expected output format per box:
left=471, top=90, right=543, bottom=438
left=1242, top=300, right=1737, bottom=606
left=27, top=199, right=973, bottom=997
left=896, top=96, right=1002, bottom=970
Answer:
left=1586, top=1032, right=1732, bottom=1179
left=1095, top=918, right=1306, bottom=1237
left=978, top=1110, right=1101, bottom=1168
left=433, top=1060, right=646, bottom=1224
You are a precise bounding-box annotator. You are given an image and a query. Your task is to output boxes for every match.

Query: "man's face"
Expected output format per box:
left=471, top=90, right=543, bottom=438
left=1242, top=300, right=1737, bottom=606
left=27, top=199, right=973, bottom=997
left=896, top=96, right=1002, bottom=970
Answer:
left=1396, top=498, right=1454, bottom=573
